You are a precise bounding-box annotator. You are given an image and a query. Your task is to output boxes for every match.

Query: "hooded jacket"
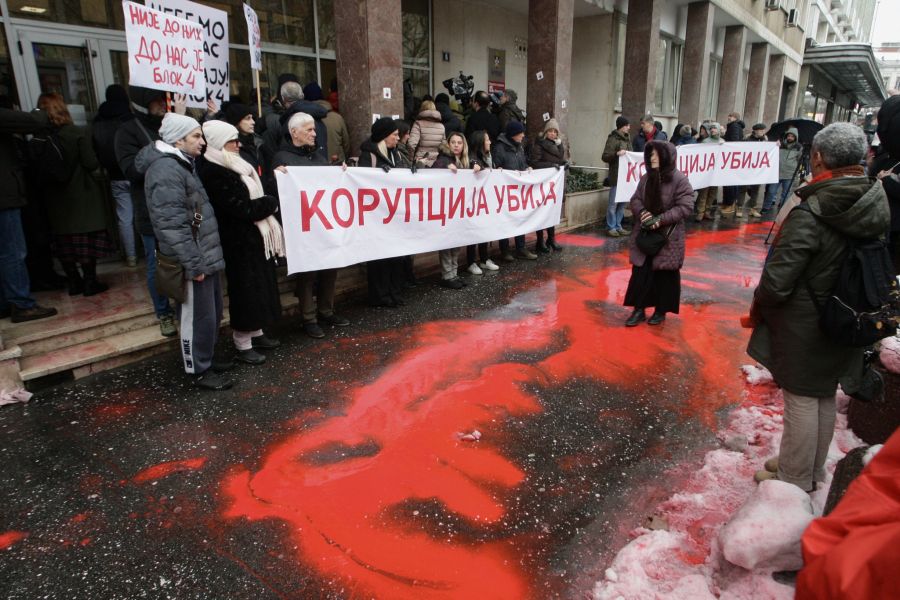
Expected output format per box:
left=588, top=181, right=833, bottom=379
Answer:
left=496, top=101, right=525, bottom=133
left=748, top=176, right=889, bottom=397
left=492, top=133, right=528, bottom=171
left=135, top=141, right=225, bottom=279
left=724, top=119, right=746, bottom=142
left=313, top=99, right=351, bottom=163
left=700, top=123, right=722, bottom=143
left=602, top=128, right=631, bottom=184
left=92, top=100, right=134, bottom=180
left=260, top=99, right=329, bottom=168
left=435, top=101, right=463, bottom=138
left=115, top=85, right=165, bottom=236
left=408, top=109, right=446, bottom=166
left=0, top=107, right=48, bottom=211
left=779, top=127, right=803, bottom=180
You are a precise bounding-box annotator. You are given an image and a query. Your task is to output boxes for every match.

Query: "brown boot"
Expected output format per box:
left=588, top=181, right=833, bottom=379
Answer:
left=10, top=304, right=58, bottom=323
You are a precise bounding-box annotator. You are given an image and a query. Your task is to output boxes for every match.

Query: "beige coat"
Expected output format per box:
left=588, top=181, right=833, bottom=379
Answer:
left=408, top=110, right=446, bottom=166
left=314, top=100, right=352, bottom=163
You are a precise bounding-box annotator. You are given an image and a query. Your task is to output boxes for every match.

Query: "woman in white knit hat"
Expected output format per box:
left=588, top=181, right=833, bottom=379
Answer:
left=199, top=119, right=284, bottom=365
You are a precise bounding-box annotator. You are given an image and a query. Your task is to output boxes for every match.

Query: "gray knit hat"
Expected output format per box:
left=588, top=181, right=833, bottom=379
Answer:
left=159, top=113, right=201, bottom=144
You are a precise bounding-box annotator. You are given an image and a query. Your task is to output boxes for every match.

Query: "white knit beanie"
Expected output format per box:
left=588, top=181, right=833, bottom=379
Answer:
left=159, top=113, right=201, bottom=144
left=202, top=120, right=239, bottom=151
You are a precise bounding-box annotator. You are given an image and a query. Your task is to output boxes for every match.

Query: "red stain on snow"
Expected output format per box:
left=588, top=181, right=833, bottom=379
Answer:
left=0, top=531, right=27, bottom=550
left=222, top=227, right=765, bottom=599
left=132, top=458, right=207, bottom=483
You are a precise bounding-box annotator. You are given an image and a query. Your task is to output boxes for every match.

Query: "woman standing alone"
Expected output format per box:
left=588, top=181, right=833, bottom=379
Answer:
left=624, top=141, right=694, bottom=326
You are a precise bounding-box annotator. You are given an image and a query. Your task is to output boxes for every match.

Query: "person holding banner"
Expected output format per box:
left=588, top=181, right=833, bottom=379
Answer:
left=494, top=121, right=536, bottom=262
left=694, top=122, right=723, bottom=221
left=359, top=117, right=407, bottom=308
left=602, top=116, right=632, bottom=237
left=269, top=112, right=351, bottom=337
left=465, top=130, right=500, bottom=274
left=199, top=120, right=283, bottom=364
left=624, top=141, right=694, bottom=327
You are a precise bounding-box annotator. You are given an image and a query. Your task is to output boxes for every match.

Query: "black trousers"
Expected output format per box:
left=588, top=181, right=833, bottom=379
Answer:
left=536, top=226, right=556, bottom=243
left=367, top=257, right=405, bottom=306
left=467, top=243, right=488, bottom=264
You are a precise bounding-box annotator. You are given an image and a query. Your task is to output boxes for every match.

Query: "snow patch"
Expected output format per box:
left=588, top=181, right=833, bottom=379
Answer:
left=863, top=444, right=883, bottom=467
left=879, top=336, right=900, bottom=374
left=742, top=364, right=773, bottom=385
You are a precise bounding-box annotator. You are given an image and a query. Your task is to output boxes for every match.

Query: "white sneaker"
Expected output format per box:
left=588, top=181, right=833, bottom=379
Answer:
left=480, top=260, right=500, bottom=271
left=467, top=263, right=483, bottom=275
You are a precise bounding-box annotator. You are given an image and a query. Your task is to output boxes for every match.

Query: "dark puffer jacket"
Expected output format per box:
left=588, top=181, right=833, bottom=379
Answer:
left=492, top=133, right=528, bottom=171
left=628, top=142, right=695, bottom=270
left=601, top=129, right=631, bottom=184
left=748, top=176, right=889, bottom=397
left=115, top=85, right=164, bottom=236
left=632, top=127, right=667, bottom=152
left=268, top=139, right=329, bottom=198
left=464, top=107, right=501, bottom=144
left=199, top=160, right=281, bottom=332
left=358, top=138, right=402, bottom=170
left=530, top=135, right=568, bottom=169
left=0, top=107, right=48, bottom=211
left=724, top=119, right=746, bottom=142
left=135, top=141, right=225, bottom=279
left=92, top=100, right=134, bottom=180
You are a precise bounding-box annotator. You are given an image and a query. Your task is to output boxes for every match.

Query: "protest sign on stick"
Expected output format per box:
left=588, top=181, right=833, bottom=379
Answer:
left=615, top=142, right=780, bottom=202
left=123, top=0, right=206, bottom=98
left=243, top=3, right=263, bottom=116
left=145, top=0, right=229, bottom=108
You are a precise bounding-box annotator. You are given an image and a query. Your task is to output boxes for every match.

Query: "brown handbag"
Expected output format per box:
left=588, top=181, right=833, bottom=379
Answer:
left=154, top=197, right=202, bottom=304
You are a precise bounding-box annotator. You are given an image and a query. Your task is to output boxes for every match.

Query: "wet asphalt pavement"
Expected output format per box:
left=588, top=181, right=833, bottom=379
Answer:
left=0, top=218, right=771, bottom=600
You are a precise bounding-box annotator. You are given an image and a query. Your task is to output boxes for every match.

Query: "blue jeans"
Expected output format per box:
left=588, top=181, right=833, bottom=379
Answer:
left=0, top=208, right=36, bottom=311
left=606, top=186, right=626, bottom=231
left=142, top=234, right=174, bottom=318
left=111, top=180, right=136, bottom=257
left=763, top=179, right=794, bottom=212
left=499, top=236, right=526, bottom=253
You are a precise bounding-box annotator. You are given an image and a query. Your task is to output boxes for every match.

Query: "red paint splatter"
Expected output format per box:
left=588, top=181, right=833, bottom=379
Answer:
left=70, top=514, right=89, bottom=523
left=132, top=458, right=207, bottom=483
left=0, top=531, right=27, bottom=550
left=554, top=233, right=606, bottom=247
left=223, top=228, right=764, bottom=598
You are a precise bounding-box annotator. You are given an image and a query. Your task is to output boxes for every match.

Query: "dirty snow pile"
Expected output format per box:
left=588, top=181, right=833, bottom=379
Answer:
left=593, top=364, right=865, bottom=600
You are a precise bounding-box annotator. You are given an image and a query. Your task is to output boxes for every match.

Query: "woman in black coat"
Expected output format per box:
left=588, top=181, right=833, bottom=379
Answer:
left=529, top=119, right=568, bottom=252
left=199, top=120, right=282, bottom=365
left=223, top=102, right=267, bottom=178
left=359, top=118, right=407, bottom=308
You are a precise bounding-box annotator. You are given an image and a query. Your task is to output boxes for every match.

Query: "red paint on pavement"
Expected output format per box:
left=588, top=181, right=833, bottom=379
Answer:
left=132, top=458, right=207, bottom=483
left=223, top=226, right=767, bottom=599
left=554, top=233, right=606, bottom=247
left=0, top=531, right=28, bottom=550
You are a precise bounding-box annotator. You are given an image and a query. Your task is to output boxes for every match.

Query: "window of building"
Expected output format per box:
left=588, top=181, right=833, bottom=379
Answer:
left=802, top=90, right=817, bottom=120
left=402, top=0, right=431, bottom=98
left=814, top=96, right=827, bottom=123
left=7, top=0, right=126, bottom=30
left=705, top=58, right=722, bottom=120
left=614, top=20, right=626, bottom=111
left=651, top=37, right=682, bottom=116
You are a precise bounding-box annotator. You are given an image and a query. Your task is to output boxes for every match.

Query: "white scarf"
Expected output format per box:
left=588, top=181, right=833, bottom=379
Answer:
left=204, top=146, right=285, bottom=259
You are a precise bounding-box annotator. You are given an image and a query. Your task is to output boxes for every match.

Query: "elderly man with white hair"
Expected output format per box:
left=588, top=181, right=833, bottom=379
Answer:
left=747, top=122, right=890, bottom=492
left=268, top=112, right=350, bottom=340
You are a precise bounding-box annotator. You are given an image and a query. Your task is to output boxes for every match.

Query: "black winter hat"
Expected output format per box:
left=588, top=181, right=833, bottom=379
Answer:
left=435, top=93, right=450, bottom=105
left=128, top=85, right=165, bottom=112
left=371, top=117, right=400, bottom=144
left=223, top=103, right=254, bottom=127
left=505, top=120, right=525, bottom=138
left=752, top=123, right=767, bottom=131
left=105, top=84, right=129, bottom=105
left=877, top=95, right=900, bottom=158
left=616, top=116, right=630, bottom=129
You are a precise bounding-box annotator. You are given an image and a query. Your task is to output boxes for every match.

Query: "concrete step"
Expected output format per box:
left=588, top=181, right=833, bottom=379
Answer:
left=18, top=290, right=300, bottom=384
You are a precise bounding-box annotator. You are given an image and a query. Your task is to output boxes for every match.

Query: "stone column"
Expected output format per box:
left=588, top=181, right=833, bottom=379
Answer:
left=525, top=0, right=574, bottom=141
left=716, top=25, right=748, bottom=124
left=677, top=1, right=715, bottom=128
left=743, top=43, right=770, bottom=131
left=621, top=0, right=661, bottom=123
left=333, top=0, right=404, bottom=156
left=762, top=54, right=786, bottom=127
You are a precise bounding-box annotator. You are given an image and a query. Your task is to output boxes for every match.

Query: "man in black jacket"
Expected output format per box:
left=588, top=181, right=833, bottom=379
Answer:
left=736, top=123, right=767, bottom=218
left=720, top=111, right=747, bottom=214
left=114, top=85, right=177, bottom=337
left=493, top=121, right=536, bottom=262
left=260, top=81, right=328, bottom=167
left=0, top=102, right=58, bottom=323
left=465, top=91, right=500, bottom=144
left=434, top=93, right=463, bottom=138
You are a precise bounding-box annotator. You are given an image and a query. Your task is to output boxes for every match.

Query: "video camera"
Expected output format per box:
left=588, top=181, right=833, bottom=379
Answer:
left=441, top=71, right=475, bottom=102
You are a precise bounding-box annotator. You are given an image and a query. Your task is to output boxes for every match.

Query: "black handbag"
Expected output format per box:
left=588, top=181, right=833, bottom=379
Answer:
left=154, top=197, right=202, bottom=304
left=636, top=222, right=677, bottom=257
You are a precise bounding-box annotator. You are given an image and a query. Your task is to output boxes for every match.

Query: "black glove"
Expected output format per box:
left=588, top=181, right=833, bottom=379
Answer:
left=563, top=162, right=570, bottom=170
left=555, top=164, right=562, bottom=170
left=411, top=163, right=418, bottom=174
left=381, top=164, right=391, bottom=173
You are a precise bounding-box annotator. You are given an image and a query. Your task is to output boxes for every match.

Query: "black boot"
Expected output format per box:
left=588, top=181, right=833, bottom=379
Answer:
left=80, top=259, right=109, bottom=297
left=547, top=227, right=562, bottom=251
left=648, top=310, right=667, bottom=325
left=535, top=230, right=550, bottom=253
left=62, top=262, right=84, bottom=296
left=625, top=308, right=647, bottom=327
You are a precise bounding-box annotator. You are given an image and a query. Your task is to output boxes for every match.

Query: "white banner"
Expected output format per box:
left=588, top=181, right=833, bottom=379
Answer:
left=277, top=167, right=566, bottom=273
left=145, top=0, right=229, bottom=108
left=123, top=1, right=205, bottom=97
left=615, top=142, right=779, bottom=202
left=243, top=4, right=262, bottom=70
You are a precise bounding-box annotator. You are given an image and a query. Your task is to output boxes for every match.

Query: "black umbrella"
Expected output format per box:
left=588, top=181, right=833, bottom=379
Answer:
left=765, top=118, right=824, bottom=145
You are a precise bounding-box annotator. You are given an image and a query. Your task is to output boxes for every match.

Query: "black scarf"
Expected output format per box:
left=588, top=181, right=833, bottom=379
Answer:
left=643, top=159, right=676, bottom=215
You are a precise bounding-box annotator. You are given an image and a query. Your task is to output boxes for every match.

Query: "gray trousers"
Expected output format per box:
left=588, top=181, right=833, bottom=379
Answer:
left=777, top=389, right=836, bottom=491
left=175, top=271, right=223, bottom=374
left=295, top=268, right=337, bottom=323
left=737, top=185, right=760, bottom=209
left=439, top=248, right=459, bottom=280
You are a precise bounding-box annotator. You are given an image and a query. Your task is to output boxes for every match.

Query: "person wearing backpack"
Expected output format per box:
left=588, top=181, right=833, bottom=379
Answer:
left=747, top=123, right=890, bottom=493
left=34, top=93, right=111, bottom=297
left=93, top=85, right=137, bottom=267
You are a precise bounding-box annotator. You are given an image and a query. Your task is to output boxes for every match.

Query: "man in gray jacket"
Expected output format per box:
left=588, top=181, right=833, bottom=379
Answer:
left=135, top=113, right=231, bottom=390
